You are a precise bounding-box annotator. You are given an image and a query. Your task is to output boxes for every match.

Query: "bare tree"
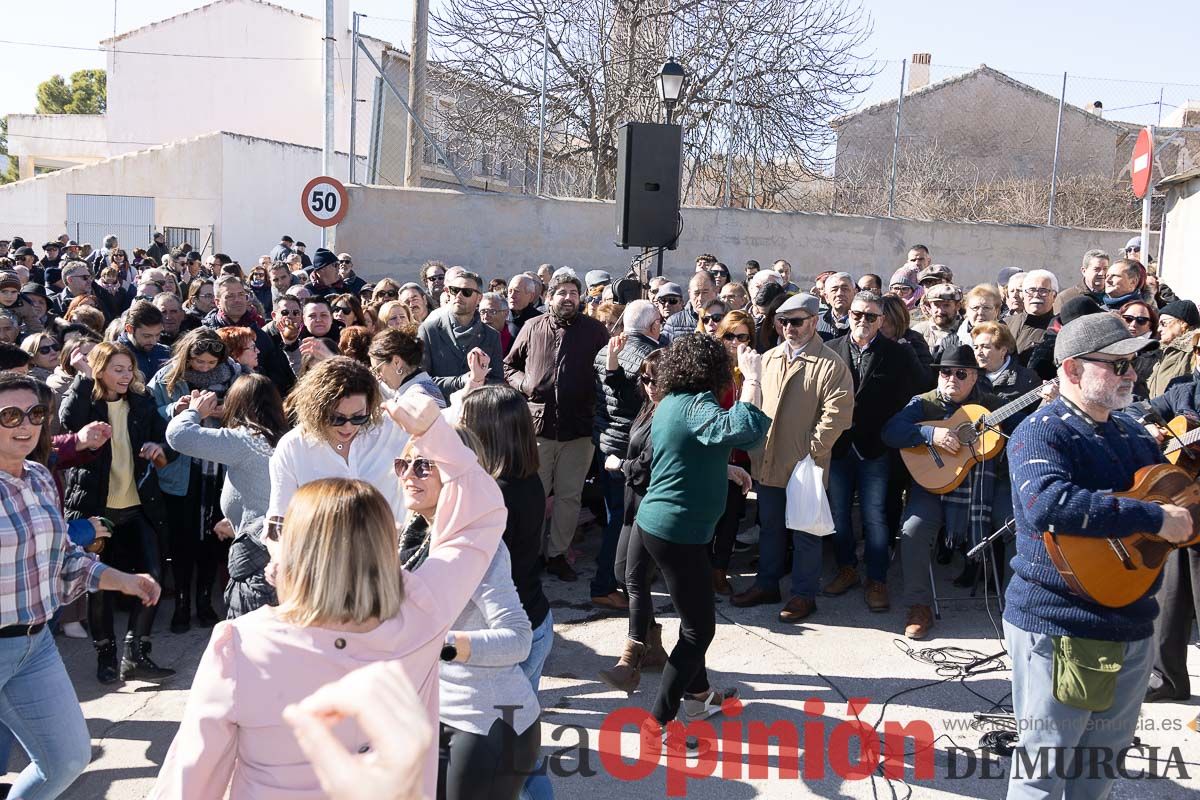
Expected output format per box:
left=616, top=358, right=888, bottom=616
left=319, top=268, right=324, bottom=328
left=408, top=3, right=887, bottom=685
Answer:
left=430, top=0, right=875, bottom=200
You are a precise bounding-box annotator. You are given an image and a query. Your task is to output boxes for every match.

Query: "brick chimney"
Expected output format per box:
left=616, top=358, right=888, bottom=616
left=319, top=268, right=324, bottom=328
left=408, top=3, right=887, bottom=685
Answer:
left=908, top=53, right=931, bottom=94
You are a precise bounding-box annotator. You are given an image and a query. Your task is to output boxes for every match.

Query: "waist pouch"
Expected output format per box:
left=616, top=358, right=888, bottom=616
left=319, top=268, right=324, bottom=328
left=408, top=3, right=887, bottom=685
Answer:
left=1052, top=636, right=1124, bottom=712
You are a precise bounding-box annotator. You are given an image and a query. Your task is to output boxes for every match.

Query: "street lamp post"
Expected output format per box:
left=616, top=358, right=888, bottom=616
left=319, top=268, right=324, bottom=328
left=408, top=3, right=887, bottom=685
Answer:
left=656, top=59, right=686, bottom=124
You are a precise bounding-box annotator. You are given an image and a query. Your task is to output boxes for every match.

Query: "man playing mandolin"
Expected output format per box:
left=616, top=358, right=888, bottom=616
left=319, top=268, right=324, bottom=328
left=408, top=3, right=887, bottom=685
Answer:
left=1004, top=313, right=1194, bottom=799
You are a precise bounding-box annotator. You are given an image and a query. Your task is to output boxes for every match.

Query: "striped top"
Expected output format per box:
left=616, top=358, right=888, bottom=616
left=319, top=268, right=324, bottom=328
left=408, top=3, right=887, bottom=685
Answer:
left=0, top=461, right=108, bottom=626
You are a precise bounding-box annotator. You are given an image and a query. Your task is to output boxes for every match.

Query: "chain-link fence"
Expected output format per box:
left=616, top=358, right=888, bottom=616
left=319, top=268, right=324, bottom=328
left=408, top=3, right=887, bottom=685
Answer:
left=347, top=20, right=1200, bottom=230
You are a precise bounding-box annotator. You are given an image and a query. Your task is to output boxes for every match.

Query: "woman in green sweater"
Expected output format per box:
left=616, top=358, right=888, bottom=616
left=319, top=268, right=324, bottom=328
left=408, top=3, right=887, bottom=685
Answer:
left=626, top=333, right=769, bottom=736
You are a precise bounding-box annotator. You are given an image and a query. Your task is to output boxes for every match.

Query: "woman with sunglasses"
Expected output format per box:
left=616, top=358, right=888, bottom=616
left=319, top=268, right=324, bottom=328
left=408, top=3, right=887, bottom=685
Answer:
left=697, top=299, right=727, bottom=336
left=166, top=374, right=289, bottom=618
left=330, top=292, right=368, bottom=330
left=1119, top=299, right=1159, bottom=400
left=0, top=372, right=160, bottom=798
left=709, top=310, right=758, bottom=594
left=184, top=279, right=216, bottom=329
left=709, top=263, right=731, bottom=289
left=152, top=393, right=508, bottom=800
left=269, top=356, right=411, bottom=523
left=20, top=332, right=60, bottom=382
left=149, top=329, right=239, bottom=633
left=60, top=341, right=175, bottom=684
left=396, top=427, right=540, bottom=800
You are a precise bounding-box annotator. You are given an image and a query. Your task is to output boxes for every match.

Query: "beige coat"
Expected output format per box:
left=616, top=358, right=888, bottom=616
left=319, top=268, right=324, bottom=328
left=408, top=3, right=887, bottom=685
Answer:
left=750, top=334, right=855, bottom=489
left=1148, top=332, right=1196, bottom=398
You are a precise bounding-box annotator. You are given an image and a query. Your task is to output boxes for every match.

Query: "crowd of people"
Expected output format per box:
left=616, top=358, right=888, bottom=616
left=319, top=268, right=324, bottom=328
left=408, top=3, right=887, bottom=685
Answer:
left=0, top=229, right=1196, bottom=800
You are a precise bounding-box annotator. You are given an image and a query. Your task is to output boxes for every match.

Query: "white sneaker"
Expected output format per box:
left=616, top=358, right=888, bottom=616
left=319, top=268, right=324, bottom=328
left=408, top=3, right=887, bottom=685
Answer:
left=681, top=687, right=740, bottom=722
left=61, top=622, right=88, bottom=639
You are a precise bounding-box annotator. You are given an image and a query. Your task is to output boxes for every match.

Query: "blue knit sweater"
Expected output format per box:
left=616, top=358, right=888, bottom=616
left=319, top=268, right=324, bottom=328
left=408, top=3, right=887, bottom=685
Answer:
left=1004, top=397, right=1166, bottom=641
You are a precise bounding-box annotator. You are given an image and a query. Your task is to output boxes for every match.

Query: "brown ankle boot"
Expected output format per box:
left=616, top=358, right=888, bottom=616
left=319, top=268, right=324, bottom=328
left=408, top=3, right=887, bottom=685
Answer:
left=598, top=639, right=646, bottom=693
left=642, top=623, right=668, bottom=672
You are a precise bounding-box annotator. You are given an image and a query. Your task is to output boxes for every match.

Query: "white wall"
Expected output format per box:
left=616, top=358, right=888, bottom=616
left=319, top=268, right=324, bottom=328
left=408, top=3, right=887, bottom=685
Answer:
left=1162, top=176, right=1200, bottom=301
left=335, top=185, right=1151, bottom=290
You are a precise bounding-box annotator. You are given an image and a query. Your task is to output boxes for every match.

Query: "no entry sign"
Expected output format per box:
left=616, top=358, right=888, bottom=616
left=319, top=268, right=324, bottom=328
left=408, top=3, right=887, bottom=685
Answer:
left=301, top=176, right=349, bottom=227
left=1131, top=128, right=1154, bottom=199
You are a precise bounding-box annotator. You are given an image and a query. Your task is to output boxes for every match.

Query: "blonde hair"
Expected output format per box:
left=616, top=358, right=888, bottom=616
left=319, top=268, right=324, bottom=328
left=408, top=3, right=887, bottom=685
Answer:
left=378, top=300, right=412, bottom=327
left=275, top=478, right=403, bottom=626
left=87, top=341, right=146, bottom=400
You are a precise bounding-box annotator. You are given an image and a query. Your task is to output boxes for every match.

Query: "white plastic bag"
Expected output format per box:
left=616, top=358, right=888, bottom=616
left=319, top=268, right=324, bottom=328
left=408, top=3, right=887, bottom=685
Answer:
left=785, top=456, right=835, bottom=536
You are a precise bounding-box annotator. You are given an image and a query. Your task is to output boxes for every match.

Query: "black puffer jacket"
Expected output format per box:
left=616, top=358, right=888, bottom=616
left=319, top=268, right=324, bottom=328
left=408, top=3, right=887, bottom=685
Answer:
left=58, top=375, right=172, bottom=530
left=593, top=332, right=662, bottom=458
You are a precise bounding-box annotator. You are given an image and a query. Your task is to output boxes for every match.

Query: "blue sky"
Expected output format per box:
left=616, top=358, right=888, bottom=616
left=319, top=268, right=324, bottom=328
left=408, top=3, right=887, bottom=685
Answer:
left=2, top=0, right=1197, bottom=124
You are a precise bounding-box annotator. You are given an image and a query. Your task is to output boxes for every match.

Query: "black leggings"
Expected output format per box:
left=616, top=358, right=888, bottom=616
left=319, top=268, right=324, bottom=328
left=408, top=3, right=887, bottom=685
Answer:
left=709, top=481, right=745, bottom=571
left=163, top=469, right=224, bottom=603
left=89, top=506, right=161, bottom=644
left=437, top=718, right=541, bottom=800
left=626, top=524, right=716, bottom=724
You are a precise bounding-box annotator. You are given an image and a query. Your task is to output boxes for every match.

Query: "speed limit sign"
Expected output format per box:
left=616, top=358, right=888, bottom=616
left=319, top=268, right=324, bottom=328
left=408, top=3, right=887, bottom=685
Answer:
left=301, top=176, right=349, bottom=227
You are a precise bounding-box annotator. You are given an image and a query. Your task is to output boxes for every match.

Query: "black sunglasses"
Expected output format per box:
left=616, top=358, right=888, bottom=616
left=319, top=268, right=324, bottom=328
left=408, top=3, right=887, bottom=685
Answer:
left=277, top=309, right=302, bottom=317
left=427, top=274, right=446, bottom=283
left=338, top=259, right=352, bottom=265
left=639, top=375, right=656, bottom=386
left=394, top=456, right=435, bottom=478
left=723, top=332, right=751, bottom=343
left=333, top=306, right=354, bottom=315
left=0, top=404, right=49, bottom=428
left=374, top=290, right=399, bottom=299
left=1121, top=314, right=1151, bottom=326
left=703, top=313, right=725, bottom=324
left=779, top=315, right=812, bottom=328
left=1075, top=356, right=1133, bottom=376
left=850, top=310, right=881, bottom=323
left=194, top=340, right=226, bottom=356
left=447, top=286, right=477, bottom=298
left=938, top=368, right=974, bottom=380
left=37, top=343, right=61, bottom=355
left=656, top=296, right=681, bottom=306
left=710, top=270, right=729, bottom=278
left=329, top=412, right=371, bottom=427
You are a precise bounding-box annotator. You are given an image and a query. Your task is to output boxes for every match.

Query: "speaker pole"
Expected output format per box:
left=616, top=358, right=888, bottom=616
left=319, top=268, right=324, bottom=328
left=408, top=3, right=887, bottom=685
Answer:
left=656, top=247, right=664, bottom=278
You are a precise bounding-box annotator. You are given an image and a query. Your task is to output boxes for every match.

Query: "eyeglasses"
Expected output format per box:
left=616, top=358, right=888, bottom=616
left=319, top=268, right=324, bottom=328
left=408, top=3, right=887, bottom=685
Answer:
left=338, top=259, right=352, bottom=265
left=277, top=309, right=301, bottom=317
left=194, top=340, right=226, bottom=356
left=447, top=286, right=477, bottom=298
left=66, top=273, right=92, bottom=282
left=333, top=306, right=354, bottom=315
left=480, top=308, right=507, bottom=317
left=710, top=270, right=729, bottom=279
left=1023, top=287, right=1054, bottom=297
left=37, top=343, right=61, bottom=355
left=427, top=274, right=446, bottom=284
left=938, top=368, right=974, bottom=380
left=779, top=315, right=812, bottom=328
left=375, top=290, right=398, bottom=299
left=1075, top=356, right=1133, bottom=376
left=0, top=404, right=48, bottom=428
left=329, top=412, right=371, bottom=427
left=639, top=375, right=656, bottom=386
left=702, top=313, right=725, bottom=324
left=1121, top=314, right=1151, bottom=326
left=722, top=332, right=751, bottom=343
left=656, top=296, right=681, bottom=306
left=849, top=310, right=881, bottom=323
left=394, top=456, right=435, bottom=479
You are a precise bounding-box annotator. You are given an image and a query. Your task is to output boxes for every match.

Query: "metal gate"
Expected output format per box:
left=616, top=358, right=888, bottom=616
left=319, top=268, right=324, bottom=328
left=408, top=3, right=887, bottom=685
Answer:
left=65, top=194, right=154, bottom=250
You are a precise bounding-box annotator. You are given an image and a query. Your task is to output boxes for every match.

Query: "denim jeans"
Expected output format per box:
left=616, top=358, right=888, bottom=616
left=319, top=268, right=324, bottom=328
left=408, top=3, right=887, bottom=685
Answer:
left=1004, top=620, right=1152, bottom=799
left=0, top=628, right=92, bottom=799
left=518, top=612, right=554, bottom=800
left=828, top=452, right=891, bottom=583
left=590, top=467, right=625, bottom=598
left=754, top=484, right=823, bottom=599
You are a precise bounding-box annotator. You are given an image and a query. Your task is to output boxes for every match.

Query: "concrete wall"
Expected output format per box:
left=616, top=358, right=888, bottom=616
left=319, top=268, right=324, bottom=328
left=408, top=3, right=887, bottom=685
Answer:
left=334, top=184, right=1150, bottom=289
left=1161, top=176, right=1200, bottom=300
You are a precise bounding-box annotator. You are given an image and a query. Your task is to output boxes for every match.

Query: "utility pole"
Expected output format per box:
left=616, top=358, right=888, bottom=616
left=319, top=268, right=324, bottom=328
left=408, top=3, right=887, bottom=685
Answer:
left=406, top=0, right=430, bottom=187
left=322, top=0, right=336, bottom=246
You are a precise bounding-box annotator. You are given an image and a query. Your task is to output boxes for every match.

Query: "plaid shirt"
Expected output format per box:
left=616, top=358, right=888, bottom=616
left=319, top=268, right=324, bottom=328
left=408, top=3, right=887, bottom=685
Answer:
left=0, top=461, right=108, bottom=626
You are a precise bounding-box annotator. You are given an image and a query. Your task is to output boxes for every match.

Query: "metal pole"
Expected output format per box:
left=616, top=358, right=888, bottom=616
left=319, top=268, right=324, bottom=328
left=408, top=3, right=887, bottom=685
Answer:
left=349, top=12, right=361, bottom=184
left=887, top=59, right=906, bottom=218
left=322, top=0, right=336, bottom=247
left=748, top=142, right=756, bottom=210
left=1141, top=126, right=1154, bottom=273
left=724, top=48, right=740, bottom=208
left=536, top=22, right=549, bottom=195
left=1047, top=71, right=1067, bottom=226
left=1156, top=87, right=1164, bottom=126
left=406, top=0, right=430, bottom=188
left=357, top=38, right=469, bottom=189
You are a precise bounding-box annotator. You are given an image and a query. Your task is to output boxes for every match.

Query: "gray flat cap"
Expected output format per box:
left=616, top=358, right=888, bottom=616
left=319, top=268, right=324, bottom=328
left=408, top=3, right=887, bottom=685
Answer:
left=584, top=269, right=612, bottom=288
left=1054, top=313, right=1158, bottom=365
left=776, top=292, right=820, bottom=317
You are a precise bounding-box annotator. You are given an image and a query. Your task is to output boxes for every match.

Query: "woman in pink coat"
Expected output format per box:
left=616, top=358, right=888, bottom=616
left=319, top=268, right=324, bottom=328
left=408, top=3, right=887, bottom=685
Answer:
left=150, top=392, right=507, bottom=799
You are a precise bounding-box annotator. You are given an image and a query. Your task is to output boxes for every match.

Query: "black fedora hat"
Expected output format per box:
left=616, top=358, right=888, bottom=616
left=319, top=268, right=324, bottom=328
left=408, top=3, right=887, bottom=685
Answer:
left=932, top=344, right=981, bottom=371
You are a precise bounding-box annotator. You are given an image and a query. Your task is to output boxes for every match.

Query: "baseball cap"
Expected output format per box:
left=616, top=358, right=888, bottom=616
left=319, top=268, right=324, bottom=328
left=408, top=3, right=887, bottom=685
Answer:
left=1054, top=313, right=1158, bottom=365
left=657, top=282, right=683, bottom=298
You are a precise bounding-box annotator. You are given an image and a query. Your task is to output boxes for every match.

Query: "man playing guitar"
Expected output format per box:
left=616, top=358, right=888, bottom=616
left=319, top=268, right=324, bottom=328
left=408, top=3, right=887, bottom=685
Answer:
left=1004, top=313, right=1193, bottom=798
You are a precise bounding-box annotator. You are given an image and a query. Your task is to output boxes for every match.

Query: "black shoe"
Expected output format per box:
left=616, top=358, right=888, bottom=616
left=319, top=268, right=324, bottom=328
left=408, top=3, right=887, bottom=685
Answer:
left=545, top=555, right=578, bottom=582
left=935, top=536, right=954, bottom=565
left=95, top=640, right=119, bottom=685
left=1144, top=684, right=1188, bottom=703
left=170, top=595, right=191, bottom=634
left=120, top=638, right=176, bottom=682
left=953, top=562, right=979, bottom=588
left=195, top=602, right=220, bottom=627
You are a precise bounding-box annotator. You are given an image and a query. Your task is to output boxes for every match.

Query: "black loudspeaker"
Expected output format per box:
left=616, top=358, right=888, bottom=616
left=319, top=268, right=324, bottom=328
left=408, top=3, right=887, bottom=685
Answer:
left=615, top=121, right=682, bottom=250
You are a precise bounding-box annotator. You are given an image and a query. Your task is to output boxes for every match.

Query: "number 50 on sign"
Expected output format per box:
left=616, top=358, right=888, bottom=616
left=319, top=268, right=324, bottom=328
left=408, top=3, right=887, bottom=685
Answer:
left=301, top=176, right=349, bottom=227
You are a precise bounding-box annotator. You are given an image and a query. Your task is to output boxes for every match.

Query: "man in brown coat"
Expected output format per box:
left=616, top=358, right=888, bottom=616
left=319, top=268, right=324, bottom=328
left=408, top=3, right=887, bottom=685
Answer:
left=732, top=292, right=855, bottom=623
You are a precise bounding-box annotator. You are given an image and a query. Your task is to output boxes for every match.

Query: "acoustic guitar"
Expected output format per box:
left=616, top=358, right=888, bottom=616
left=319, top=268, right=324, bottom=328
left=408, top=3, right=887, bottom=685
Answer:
left=1043, top=463, right=1200, bottom=608
left=900, top=379, right=1057, bottom=495
left=1160, top=415, right=1200, bottom=473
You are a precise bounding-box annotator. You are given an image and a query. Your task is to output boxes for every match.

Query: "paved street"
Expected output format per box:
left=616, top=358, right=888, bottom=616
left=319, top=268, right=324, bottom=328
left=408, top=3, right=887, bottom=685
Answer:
left=9, top=524, right=1200, bottom=799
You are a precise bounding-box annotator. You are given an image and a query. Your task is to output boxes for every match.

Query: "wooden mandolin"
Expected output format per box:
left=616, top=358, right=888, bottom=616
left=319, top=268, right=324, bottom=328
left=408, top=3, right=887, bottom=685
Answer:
left=900, top=380, right=1056, bottom=494
left=1043, top=463, right=1200, bottom=609
left=1160, top=415, right=1200, bottom=474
